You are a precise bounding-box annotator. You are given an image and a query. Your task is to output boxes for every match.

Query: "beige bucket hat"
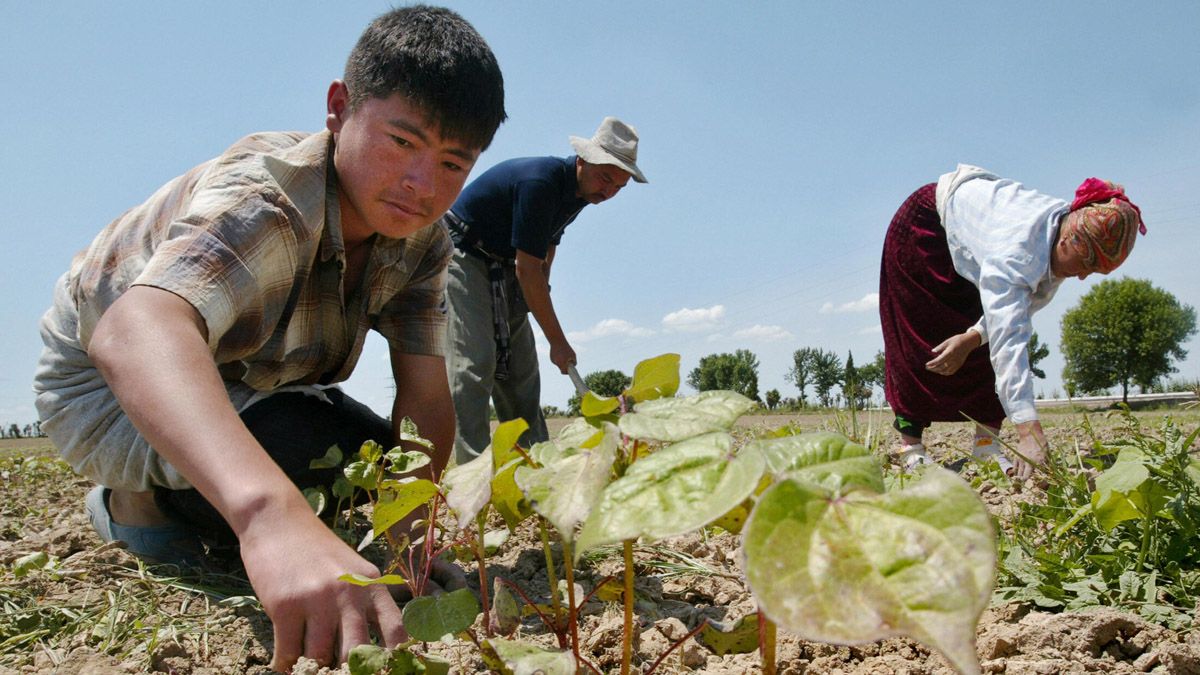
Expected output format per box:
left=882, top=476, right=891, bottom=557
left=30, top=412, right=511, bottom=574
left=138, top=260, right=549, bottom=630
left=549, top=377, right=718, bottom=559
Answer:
left=569, top=116, right=647, bottom=183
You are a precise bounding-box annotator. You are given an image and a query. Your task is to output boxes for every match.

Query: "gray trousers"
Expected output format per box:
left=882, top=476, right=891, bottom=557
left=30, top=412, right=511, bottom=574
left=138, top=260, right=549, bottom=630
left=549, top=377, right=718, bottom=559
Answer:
left=444, top=249, right=548, bottom=464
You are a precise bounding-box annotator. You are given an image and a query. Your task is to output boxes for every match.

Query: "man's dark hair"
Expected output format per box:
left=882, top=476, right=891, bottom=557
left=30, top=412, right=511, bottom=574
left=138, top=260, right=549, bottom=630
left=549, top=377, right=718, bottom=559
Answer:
left=345, top=5, right=506, bottom=151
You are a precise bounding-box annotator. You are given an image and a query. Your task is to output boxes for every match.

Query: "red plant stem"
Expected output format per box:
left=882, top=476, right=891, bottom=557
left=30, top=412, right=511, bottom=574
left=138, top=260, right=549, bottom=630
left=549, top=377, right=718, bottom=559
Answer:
left=758, top=609, right=777, bottom=675
left=475, top=511, right=492, bottom=637
left=644, top=618, right=710, bottom=675
left=510, top=443, right=537, bottom=468
left=621, top=540, right=634, bottom=675
left=562, top=539, right=583, bottom=660
left=496, top=577, right=566, bottom=647
left=579, top=575, right=616, bottom=605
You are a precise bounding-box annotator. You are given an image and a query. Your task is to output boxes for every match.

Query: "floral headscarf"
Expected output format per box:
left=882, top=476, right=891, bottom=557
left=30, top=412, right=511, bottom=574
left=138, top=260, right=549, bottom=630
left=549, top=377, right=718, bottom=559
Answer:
left=1064, top=178, right=1146, bottom=273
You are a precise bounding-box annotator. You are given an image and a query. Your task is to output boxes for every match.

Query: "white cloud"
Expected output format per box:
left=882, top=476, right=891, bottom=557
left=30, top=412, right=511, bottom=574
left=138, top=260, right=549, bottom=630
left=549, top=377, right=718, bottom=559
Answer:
left=662, top=304, right=726, bottom=332
left=819, top=292, right=879, bottom=314
left=567, top=318, right=654, bottom=343
left=733, top=324, right=794, bottom=342
left=857, top=323, right=883, bottom=336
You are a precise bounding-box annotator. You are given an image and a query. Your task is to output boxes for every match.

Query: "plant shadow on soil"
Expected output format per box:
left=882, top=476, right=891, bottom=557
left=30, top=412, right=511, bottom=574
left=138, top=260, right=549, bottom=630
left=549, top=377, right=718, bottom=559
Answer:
left=3, top=407, right=1200, bottom=674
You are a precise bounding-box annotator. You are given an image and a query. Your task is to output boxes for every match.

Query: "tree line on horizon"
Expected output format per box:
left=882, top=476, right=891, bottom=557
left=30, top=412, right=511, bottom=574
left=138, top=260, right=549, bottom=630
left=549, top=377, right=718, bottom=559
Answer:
left=560, top=277, right=1197, bottom=416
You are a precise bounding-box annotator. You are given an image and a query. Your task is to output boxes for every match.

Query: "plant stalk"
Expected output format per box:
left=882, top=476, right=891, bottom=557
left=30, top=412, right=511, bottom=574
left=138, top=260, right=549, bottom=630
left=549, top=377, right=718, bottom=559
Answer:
left=758, top=610, right=777, bottom=675
left=1137, top=506, right=1152, bottom=570
left=562, top=538, right=582, bottom=663
left=475, top=511, right=493, bottom=637
left=539, top=518, right=563, bottom=635
left=622, top=539, right=634, bottom=675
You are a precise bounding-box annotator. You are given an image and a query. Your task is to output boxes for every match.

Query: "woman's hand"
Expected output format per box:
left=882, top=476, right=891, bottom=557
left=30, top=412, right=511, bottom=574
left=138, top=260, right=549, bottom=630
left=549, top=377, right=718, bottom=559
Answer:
left=925, top=329, right=982, bottom=376
left=1011, top=420, right=1048, bottom=481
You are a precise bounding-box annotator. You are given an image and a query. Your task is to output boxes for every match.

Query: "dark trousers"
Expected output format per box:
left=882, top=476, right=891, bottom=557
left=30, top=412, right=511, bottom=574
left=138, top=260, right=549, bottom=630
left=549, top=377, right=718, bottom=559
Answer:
left=155, top=388, right=391, bottom=549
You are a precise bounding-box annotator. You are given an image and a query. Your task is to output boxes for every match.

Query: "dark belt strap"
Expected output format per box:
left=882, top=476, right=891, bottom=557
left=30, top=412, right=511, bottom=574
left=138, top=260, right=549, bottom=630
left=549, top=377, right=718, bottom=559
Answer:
left=487, top=261, right=512, bottom=381
left=445, top=211, right=511, bottom=264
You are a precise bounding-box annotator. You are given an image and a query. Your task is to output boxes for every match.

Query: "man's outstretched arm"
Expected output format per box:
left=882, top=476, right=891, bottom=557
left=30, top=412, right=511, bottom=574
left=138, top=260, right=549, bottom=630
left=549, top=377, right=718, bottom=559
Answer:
left=89, top=285, right=406, bottom=670
left=515, top=248, right=575, bottom=373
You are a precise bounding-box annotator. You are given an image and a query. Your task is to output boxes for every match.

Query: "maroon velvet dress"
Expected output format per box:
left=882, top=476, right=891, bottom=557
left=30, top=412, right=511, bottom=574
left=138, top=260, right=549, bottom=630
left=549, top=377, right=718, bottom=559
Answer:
left=878, top=183, right=1006, bottom=428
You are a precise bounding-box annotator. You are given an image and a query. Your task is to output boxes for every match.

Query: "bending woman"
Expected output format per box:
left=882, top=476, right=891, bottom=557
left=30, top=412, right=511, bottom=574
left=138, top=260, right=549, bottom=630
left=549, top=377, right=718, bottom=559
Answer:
left=879, top=164, right=1145, bottom=478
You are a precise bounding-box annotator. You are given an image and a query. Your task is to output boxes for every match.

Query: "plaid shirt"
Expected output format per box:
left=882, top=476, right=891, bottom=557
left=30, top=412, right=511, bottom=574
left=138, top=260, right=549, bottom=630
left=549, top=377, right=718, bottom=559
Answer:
left=68, top=130, right=451, bottom=392
left=936, top=164, right=1067, bottom=424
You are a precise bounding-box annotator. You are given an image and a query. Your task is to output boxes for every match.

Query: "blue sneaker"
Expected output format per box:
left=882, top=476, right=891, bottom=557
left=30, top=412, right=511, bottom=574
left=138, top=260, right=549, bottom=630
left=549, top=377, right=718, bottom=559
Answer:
left=86, top=486, right=206, bottom=568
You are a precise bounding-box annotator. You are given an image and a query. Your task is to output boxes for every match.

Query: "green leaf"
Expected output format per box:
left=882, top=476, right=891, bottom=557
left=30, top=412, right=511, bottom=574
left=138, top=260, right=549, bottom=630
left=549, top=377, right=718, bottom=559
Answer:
left=359, top=439, right=384, bottom=464
left=492, top=418, right=530, bottom=469
left=515, top=423, right=619, bottom=543
left=482, top=528, right=510, bottom=555
left=397, top=417, right=435, bottom=450
left=414, top=655, right=450, bottom=675
left=442, top=449, right=494, bottom=531
left=618, top=390, right=757, bottom=442
left=575, top=432, right=765, bottom=558
left=695, top=614, right=760, bottom=655
left=491, top=458, right=533, bottom=531
left=528, top=420, right=604, bottom=467
left=580, top=391, right=620, bottom=418
left=347, top=644, right=390, bottom=675
left=332, top=475, right=354, bottom=500
left=345, top=460, right=380, bottom=491
left=711, top=499, right=752, bottom=535
left=489, top=577, right=521, bottom=636
left=373, top=479, right=439, bottom=537
left=339, top=573, right=408, bottom=587
left=623, top=352, right=681, bottom=403
left=384, top=448, right=432, bottom=474
left=402, top=588, right=480, bottom=642
left=309, top=444, right=343, bottom=469
left=745, top=431, right=883, bottom=493
left=556, top=418, right=605, bottom=449
left=742, top=467, right=994, bottom=675
left=302, top=487, right=327, bottom=517
left=1092, top=460, right=1150, bottom=530
left=481, top=638, right=576, bottom=675
left=12, top=551, right=50, bottom=578
left=348, top=645, right=444, bottom=675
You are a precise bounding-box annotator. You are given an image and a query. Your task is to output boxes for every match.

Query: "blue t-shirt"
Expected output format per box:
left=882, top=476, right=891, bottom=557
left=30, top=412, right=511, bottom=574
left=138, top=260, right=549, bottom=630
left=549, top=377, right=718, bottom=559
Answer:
left=450, top=155, right=588, bottom=260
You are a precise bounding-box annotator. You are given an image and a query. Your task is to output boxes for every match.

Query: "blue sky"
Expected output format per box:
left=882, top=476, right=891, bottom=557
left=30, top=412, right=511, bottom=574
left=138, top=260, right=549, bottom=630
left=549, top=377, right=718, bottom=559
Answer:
left=2, top=2, right=1198, bottom=428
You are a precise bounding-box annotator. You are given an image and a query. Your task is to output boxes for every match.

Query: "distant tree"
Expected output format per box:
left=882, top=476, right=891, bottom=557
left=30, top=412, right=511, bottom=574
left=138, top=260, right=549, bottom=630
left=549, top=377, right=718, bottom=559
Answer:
left=765, top=389, right=781, bottom=410
left=566, top=369, right=632, bottom=415
left=854, top=350, right=886, bottom=405
left=687, top=349, right=761, bottom=402
left=840, top=351, right=875, bottom=410
left=1028, top=332, right=1050, bottom=379
left=810, top=349, right=843, bottom=408
left=1061, top=278, right=1197, bottom=404
left=542, top=405, right=565, bottom=419
left=7, top=423, right=19, bottom=439
left=784, top=347, right=818, bottom=406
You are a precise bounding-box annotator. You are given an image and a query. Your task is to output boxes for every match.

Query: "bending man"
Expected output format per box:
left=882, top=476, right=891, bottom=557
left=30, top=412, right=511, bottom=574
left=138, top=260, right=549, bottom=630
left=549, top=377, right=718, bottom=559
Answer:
left=441, top=117, right=647, bottom=461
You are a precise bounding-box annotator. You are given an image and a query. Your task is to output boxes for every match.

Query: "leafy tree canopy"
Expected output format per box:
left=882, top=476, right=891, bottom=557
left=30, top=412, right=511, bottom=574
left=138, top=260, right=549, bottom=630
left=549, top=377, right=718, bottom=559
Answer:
left=765, top=388, right=781, bottom=410
left=809, top=349, right=843, bottom=408
left=687, top=349, right=761, bottom=402
left=1061, top=278, right=1197, bottom=403
left=785, top=347, right=819, bottom=405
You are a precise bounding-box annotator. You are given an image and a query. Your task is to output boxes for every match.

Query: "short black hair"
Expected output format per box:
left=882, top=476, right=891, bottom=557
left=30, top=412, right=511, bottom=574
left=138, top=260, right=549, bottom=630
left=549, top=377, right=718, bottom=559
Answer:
left=344, top=5, right=506, bottom=151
